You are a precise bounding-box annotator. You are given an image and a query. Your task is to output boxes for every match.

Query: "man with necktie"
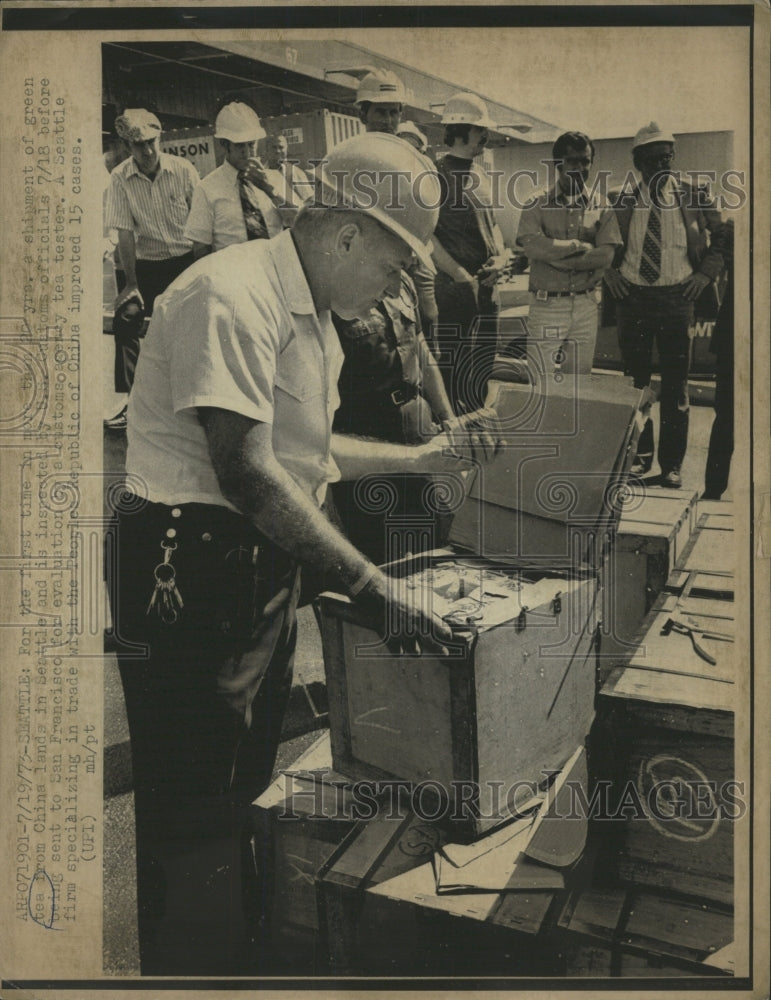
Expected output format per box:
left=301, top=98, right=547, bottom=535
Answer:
left=185, top=102, right=284, bottom=259
left=604, top=122, right=724, bottom=487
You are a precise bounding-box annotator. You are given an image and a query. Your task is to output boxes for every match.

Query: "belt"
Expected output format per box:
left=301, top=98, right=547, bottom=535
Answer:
left=532, top=288, right=595, bottom=300
left=389, top=383, right=420, bottom=406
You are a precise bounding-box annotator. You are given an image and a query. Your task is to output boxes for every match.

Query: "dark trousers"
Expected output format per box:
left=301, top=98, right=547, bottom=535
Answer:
left=115, top=252, right=194, bottom=394
left=434, top=274, right=498, bottom=412
left=108, top=497, right=299, bottom=975
left=616, top=285, right=694, bottom=475
left=704, top=353, right=734, bottom=498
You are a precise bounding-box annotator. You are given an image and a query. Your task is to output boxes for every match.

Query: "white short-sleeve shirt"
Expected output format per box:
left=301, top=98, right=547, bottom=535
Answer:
left=126, top=230, right=343, bottom=509
left=184, top=160, right=284, bottom=252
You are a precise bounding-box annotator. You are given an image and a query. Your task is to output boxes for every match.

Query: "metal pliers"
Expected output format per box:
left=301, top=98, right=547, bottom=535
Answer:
left=660, top=617, right=718, bottom=666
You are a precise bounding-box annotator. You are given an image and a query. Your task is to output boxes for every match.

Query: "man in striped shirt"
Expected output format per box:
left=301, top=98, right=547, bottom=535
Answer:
left=106, top=109, right=199, bottom=393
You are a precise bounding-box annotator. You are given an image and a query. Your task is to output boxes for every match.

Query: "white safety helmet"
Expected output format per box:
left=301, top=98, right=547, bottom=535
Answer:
left=317, top=132, right=440, bottom=272
left=355, top=69, right=407, bottom=106
left=441, top=92, right=495, bottom=130
left=631, top=121, right=676, bottom=149
left=215, top=102, right=266, bottom=143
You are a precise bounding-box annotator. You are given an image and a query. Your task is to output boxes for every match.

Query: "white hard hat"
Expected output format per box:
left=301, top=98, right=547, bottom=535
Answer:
left=632, top=121, right=675, bottom=149
left=215, top=102, right=266, bottom=143
left=317, top=132, right=440, bottom=272
left=396, top=120, right=428, bottom=154
left=355, top=69, right=407, bottom=106
left=441, top=92, right=495, bottom=130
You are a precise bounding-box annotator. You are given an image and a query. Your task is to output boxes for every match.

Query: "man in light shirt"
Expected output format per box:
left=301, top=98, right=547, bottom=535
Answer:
left=604, top=122, right=724, bottom=487
left=185, top=102, right=284, bottom=258
left=105, top=108, right=199, bottom=391
left=262, top=133, right=312, bottom=210
left=516, top=131, right=621, bottom=378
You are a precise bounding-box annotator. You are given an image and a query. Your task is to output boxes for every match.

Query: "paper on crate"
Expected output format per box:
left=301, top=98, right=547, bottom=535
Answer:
left=432, top=746, right=588, bottom=893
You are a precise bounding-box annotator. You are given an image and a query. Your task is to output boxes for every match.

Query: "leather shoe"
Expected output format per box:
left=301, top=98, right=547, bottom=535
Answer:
left=104, top=406, right=128, bottom=432
left=661, top=469, right=682, bottom=489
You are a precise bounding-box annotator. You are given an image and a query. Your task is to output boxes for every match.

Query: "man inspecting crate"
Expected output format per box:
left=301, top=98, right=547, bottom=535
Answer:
left=108, top=131, right=501, bottom=976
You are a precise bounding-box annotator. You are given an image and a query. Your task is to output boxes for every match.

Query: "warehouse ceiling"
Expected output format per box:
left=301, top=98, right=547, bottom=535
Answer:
left=102, top=39, right=560, bottom=147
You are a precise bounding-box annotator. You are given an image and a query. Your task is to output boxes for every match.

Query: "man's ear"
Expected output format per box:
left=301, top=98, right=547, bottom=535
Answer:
left=332, top=220, right=363, bottom=258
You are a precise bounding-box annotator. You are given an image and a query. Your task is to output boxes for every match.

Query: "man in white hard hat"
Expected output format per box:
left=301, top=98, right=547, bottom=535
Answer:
left=109, top=132, right=500, bottom=975
left=516, top=130, right=621, bottom=378
left=355, top=68, right=406, bottom=134
left=105, top=108, right=199, bottom=401
left=604, top=122, right=724, bottom=487
left=432, top=93, right=509, bottom=410
left=185, top=102, right=284, bottom=258
left=329, top=74, right=455, bottom=563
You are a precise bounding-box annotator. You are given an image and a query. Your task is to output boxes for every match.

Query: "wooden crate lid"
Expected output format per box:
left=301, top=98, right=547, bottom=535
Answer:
left=682, top=526, right=736, bottom=576
left=621, top=893, right=733, bottom=964
left=627, top=610, right=734, bottom=684
left=601, top=665, right=733, bottom=724
left=449, top=378, right=645, bottom=566
left=617, top=490, right=698, bottom=531
left=252, top=731, right=356, bottom=817
left=557, top=886, right=629, bottom=941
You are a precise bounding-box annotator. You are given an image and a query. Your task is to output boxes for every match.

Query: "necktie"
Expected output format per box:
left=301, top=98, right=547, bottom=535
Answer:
left=238, top=173, right=270, bottom=240
left=639, top=200, right=662, bottom=284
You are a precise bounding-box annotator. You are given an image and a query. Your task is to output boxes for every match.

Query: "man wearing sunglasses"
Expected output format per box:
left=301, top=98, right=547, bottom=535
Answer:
left=604, top=122, right=725, bottom=487
left=517, top=130, right=621, bottom=380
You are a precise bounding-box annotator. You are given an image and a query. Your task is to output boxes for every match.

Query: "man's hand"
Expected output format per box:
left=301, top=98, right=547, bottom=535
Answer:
left=355, top=569, right=461, bottom=656
left=438, top=407, right=504, bottom=465
left=477, top=254, right=508, bottom=288
left=604, top=268, right=630, bottom=300
left=679, top=272, right=711, bottom=301
left=242, top=157, right=278, bottom=199
left=114, top=284, right=144, bottom=312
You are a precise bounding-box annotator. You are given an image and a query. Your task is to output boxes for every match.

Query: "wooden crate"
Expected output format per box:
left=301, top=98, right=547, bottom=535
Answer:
left=317, top=807, right=565, bottom=976
left=318, top=377, right=645, bottom=838
left=598, top=575, right=736, bottom=906
left=556, top=887, right=734, bottom=977
left=315, top=746, right=594, bottom=976
left=599, top=488, right=699, bottom=674
left=319, top=569, right=599, bottom=837
left=251, top=733, right=359, bottom=971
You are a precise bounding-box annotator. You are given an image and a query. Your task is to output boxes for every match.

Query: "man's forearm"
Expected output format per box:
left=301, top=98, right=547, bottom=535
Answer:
left=418, top=336, right=454, bottom=424
left=554, top=245, right=615, bottom=272
left=517, top=233, right=591, bottom=262
left=332, top=433, right=450, bottom=481
left=204, top=411, right=375, bottom=592
left=117, top=229, right=138, bottom=286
